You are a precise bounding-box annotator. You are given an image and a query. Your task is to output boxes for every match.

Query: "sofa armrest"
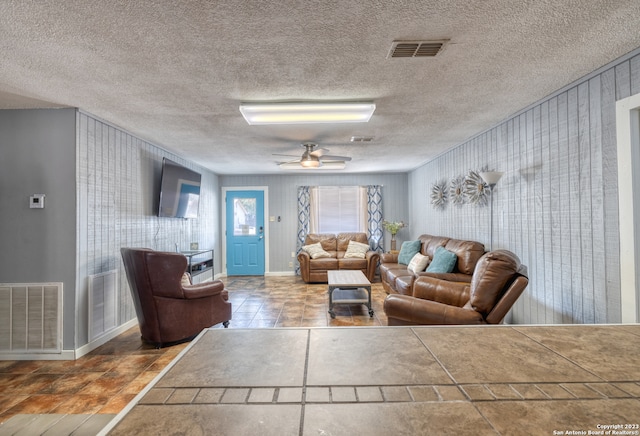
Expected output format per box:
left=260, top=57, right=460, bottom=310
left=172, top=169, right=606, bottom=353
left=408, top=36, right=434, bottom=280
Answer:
left=365, top=250, right=381, bottom=281
left=380, top=252, right=398, bottom=263
left=365, top=250, right=379, bottom=262
left=182, top=280, right=226, bottom=299
left=412, top=276, right=470, bottom=307
left=417, top=272, right=472, bottom=283
left=384, top=294, right=485, bottom=325
left=297, top=251, right=311, bottom=282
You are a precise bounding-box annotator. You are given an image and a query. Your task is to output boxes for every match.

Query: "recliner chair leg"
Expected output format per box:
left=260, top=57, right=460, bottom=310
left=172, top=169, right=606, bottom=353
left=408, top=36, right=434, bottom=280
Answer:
left=223, top=320, right=230, bottom=328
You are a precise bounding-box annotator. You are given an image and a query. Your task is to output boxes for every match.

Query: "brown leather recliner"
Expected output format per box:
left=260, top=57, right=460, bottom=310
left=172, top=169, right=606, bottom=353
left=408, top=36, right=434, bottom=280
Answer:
left=121, top=248, right=232, bottom=347
left=383, top=250, right=528, bottom=325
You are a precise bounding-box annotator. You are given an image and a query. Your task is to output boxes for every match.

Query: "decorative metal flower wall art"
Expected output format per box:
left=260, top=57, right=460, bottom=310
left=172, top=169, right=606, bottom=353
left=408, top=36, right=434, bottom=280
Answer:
left=449, top=176, right=465, bottom=207
left=430, top=179, right=448, bottom=209
left=464, top=169, right=489, bottom=206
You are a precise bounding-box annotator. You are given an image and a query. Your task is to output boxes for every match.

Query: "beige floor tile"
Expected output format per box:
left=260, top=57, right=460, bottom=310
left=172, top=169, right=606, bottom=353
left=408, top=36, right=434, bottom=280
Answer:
left=166, top=388, right=199, bottom=404
left=248, top=388, right=275, bottom=403
left=307, top=328, right=454, bottom=386
left=108, top=404, right=302, bottom=436
left=560, top=383, right=605, bottom=399
left=476, top=399, right=640, bottom=434
left=408, top=386, right=440, bottom=402
left=460, top=385, right=495, bottom=401
left=277, top=388, right=303, bottom=403
left=156, top=329, right=308, bottom=388
left=193, top=388, right=225, bottom=404
left=303, top=402, right=498, bottom=435
left=220, top=388, right=250, bottom=403
left=485, top=384, right=523, bottom=400
left=356, top=386, right=384, bottom=402
left=514, top=326, right=640, bottom=381
left=509, top=384, right=549, bottom=399
left=305, top=387, right=330, bottom=403
left=434, top=385, right=467, bottom=401
left=415, top=326, right=601, bottom=384
left=381, top=386, right=412, bottom=402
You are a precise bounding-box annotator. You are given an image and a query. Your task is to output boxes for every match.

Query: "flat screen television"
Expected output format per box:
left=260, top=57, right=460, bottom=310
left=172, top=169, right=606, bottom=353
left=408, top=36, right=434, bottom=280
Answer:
left=158, top=158, right=202, bottom=218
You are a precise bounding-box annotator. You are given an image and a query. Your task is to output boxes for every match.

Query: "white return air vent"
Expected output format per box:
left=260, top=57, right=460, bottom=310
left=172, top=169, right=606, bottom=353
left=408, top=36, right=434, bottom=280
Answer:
left=0, top=283, right=63, bottom=353
left=88, top=270, right=118, bottom=342
left=388, top=40, right=448, bottom=58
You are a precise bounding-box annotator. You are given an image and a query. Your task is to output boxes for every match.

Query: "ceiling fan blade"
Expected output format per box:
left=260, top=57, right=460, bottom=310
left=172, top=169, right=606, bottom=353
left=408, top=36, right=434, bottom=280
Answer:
left=319, top=154, right=352, bottom=162
left=310, top=147, right=330, bottom=157
left=272, top=153, right=300, bottom=157
left=278, top=162, right=304, bottom=169
left=277, top=158, right=301, bottom=164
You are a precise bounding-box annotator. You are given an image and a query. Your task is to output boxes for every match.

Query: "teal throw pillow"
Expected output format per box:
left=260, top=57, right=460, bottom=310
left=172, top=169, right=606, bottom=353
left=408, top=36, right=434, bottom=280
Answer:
left=398, top=240, right=422, bottom=265
left=426, top=246, right=458, bottom=273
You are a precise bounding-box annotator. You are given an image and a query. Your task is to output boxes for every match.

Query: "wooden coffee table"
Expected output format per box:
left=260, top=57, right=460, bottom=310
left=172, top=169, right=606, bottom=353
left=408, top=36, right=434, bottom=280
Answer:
left=327, top=270, right=374, bottom=318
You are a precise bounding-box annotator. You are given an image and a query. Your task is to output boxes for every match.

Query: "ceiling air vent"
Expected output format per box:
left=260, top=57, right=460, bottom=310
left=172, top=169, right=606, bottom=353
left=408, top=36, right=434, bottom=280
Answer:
left=350, top=136, right=375, bottom=143
left=388, top=40, right=448, bottom=58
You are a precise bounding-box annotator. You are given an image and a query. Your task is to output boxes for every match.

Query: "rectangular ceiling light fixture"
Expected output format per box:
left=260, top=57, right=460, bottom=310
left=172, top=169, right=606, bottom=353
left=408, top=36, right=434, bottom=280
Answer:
left=240, top=102, right=376, bottom=125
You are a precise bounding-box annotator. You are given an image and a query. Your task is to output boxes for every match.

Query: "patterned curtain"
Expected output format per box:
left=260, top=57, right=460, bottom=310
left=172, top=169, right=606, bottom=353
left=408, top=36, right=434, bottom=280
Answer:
left=295, top=186, right=311, bottom=275
left=366, top=185, right=383, bottom=253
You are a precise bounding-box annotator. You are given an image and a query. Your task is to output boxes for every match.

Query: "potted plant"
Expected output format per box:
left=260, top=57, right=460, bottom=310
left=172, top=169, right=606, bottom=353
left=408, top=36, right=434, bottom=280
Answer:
left=382, top=220, right=406, bottom=252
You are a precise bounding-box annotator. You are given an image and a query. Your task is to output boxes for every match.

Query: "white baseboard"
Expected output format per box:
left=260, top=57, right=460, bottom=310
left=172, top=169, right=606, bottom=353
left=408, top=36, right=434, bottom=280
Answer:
left=0, top=349, right=77, bottom=361
left=216, top=271, right=297, bottom=278
left=0, top=318, right=140, bottom=361
left=74, top=318, right=139, bottom=359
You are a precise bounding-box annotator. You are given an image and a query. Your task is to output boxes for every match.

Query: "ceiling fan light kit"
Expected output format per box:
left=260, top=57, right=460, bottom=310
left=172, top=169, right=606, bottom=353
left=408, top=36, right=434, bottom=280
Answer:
left=239, top=102, right=376, bottom=125
left=280, top=161, right=346, bottom=170
left=300, top=153, right=321, bottom=168
left=276, top=143, right=352, bottom=170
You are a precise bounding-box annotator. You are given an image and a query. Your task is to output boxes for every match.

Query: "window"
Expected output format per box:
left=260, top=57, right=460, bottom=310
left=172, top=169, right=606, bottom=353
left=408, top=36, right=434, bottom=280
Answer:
left=310, top=186, right=367, bottom=233
left=233, top=198, right=256, bottom=236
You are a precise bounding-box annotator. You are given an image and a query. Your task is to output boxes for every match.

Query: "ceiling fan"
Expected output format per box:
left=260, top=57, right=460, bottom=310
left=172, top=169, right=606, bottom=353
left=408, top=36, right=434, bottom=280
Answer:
left=275, top=143, right=352, bottom=169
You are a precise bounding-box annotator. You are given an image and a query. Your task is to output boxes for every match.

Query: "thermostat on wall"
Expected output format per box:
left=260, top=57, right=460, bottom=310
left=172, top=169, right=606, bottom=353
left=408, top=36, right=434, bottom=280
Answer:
left=30, top=194, right=45, bottom=209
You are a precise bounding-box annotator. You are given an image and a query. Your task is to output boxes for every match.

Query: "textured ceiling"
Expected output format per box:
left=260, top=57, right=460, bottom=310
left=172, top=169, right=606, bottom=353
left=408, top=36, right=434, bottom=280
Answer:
left=2, top=1, right=640, bottom=175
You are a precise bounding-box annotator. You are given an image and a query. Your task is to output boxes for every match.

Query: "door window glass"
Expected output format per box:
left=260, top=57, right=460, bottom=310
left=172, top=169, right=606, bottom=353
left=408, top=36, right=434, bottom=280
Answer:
left=233, top=198, right=257, bottom=235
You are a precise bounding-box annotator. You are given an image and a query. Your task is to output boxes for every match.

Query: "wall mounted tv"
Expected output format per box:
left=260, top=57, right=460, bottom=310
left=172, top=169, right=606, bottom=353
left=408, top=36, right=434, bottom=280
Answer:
left=158, top=158, right=202, bottom=219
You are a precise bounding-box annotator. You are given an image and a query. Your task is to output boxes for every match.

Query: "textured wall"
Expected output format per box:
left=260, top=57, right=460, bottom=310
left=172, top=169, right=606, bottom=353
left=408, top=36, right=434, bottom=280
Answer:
left=408, top=51, right=640, bottom=324
left=220, top=173, right=408, bottom=273
left=0, top=108, right=78, bottom=349
left=76, top=111, right=220, bottom=347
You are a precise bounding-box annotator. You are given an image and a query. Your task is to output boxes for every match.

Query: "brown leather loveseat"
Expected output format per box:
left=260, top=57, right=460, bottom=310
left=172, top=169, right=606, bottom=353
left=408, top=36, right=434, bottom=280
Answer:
left=297, top=232, right=380, bottom=283
left=380, top=234, right=485, bottom=295
left=384, top=249, right=528, bottom=325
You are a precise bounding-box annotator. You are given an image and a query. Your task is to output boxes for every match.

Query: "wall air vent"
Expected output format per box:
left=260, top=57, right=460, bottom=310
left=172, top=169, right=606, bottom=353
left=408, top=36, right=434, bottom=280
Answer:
left=350, top=136, right=375, bottom=143
left=388, top=40, right=448, bottom=58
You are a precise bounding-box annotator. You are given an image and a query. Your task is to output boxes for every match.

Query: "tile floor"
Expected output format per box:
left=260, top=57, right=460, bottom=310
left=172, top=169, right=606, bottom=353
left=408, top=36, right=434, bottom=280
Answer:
left=106, top=325, right=640, bottom=435
left=0, top=276, right=387, bottom=430
left=3, top=275, right=640, bottom=435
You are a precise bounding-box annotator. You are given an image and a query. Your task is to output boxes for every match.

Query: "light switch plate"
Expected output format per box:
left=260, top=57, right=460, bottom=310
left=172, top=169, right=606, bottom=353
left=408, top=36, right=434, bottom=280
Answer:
left=30, top=194, right=45, bottom=209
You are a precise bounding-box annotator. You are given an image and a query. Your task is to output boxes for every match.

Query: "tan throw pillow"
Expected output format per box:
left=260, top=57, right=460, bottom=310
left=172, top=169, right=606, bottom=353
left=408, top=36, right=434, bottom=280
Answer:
left=407, top=253, right=430, bottom=273
left=303, top=242, right=332, bottom=259
left=344, top=240, right=370, bottom=259
left=181, top=272, right=191, bottom=286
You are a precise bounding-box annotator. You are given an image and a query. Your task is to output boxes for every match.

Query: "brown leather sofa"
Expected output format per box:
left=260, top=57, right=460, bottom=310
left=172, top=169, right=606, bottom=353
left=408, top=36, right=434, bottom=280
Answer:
left=380, top=234, right=485, bottom=294
left=297, top=232, right=380, bottom=283
left=121, top=248, right=232, bottom=347
left=384, top=250, right=528, bottom=325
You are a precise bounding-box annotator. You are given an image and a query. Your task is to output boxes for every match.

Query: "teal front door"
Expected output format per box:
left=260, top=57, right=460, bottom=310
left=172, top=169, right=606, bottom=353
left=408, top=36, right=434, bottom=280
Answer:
left=226, top=190, right=265, bottom=276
